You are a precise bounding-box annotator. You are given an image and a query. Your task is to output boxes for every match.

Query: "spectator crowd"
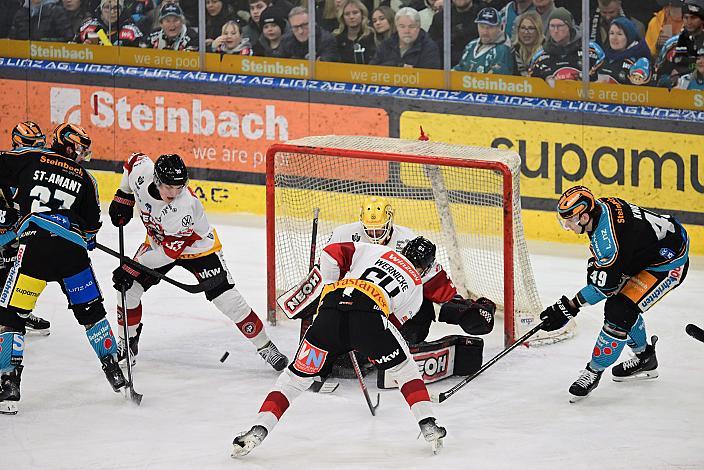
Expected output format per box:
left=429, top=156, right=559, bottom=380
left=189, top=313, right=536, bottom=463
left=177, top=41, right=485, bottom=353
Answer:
left=1, top=0, right=702, bottom=89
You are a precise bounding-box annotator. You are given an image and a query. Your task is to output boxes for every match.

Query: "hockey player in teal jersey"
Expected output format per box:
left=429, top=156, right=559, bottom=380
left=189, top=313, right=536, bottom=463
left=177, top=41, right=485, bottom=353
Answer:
left=540, top=186, right=689, bottom=402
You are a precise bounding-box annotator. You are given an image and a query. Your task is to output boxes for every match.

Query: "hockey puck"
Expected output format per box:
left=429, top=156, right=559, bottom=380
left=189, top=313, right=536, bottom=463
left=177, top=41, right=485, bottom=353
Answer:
left=220, top=351, right=230, bottom=363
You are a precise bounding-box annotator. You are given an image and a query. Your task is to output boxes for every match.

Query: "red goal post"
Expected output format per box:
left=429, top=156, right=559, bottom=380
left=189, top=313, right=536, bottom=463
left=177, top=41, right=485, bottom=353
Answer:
left=265, top=136, right=573, bottom=346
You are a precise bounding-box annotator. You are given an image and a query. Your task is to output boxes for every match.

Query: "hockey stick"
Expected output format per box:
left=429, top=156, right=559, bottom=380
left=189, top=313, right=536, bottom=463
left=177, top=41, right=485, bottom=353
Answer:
left=118, top=226, right=143, bottom=405
left=299, top=207, right=320, bottom=341
left=433, top=321, right=545, bottom=403
left=350, top=350, right=380, bottom=416
left=686, top=324, right=704, bottom=344
left=96, top=242, right=221, bottom=294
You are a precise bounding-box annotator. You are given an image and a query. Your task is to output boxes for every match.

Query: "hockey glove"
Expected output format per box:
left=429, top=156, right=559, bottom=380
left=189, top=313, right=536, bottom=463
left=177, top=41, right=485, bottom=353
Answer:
left=109, top=190, right=135, bottom=227
left=439, top=296, right=496, bottom=335
left=539, top=296, right=579, bottom=332
left=112, top=263, right=154, bottom=292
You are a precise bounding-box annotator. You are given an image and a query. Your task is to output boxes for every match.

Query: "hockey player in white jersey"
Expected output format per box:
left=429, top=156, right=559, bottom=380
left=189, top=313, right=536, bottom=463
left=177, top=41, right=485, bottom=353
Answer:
left=327, top=196, right=496, bottom=345
left=107, top=153, right=288, bottom=371
left=231, top=237, right=447, bottom=457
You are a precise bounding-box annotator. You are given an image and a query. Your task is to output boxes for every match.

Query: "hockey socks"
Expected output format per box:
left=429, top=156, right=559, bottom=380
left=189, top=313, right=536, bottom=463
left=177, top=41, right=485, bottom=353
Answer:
left=626, top=314, right=647, bottom=353
left=0, top=331, right=24, bottom=373
left=85, top=318, right=119, bottom=360
left=255, top=369, right=313, bottom=432
left=235, top=310, right=267, bottom=349
left=589, top=325, right=627, bottom=372
left=389, top=358, right=433, bottom=422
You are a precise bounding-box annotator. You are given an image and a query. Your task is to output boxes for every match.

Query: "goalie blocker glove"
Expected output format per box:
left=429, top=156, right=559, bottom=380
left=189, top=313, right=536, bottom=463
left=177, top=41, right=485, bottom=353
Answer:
left=540, top=295, right=579, bottom=332
left=109, top=189, right=135, bottom=227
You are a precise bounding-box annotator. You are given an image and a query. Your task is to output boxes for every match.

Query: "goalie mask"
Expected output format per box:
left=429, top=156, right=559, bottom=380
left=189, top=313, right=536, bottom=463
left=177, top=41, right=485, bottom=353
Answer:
left=359, top=196, right=394, bottom=244
left=557, top=185, right=596, bottom=234
left=12, top=121, right=45, bottom=149
left=401, top=236, right=436, bottom=276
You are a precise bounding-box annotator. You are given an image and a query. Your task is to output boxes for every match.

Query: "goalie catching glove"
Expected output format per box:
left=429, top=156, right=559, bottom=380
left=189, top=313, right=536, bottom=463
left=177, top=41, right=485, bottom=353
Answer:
left=438, top=296, right=496, bottom=335
left=539, top=295, right=579, bottom=331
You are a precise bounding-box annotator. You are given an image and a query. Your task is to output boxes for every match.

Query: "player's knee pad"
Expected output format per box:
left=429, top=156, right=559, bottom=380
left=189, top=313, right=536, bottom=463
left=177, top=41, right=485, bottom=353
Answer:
left=62, top=267, right=102, bottom=307
left=387, top=356, right=423, bottom=386
left=604, top=294, right=640, bottom=333
left=1, top=271, right=47, bottom=312
left=0, top=330, right=24, bottom=372
left=72, top=300, right=108, bottom=327
left=211, top=287, right=251, bottom=323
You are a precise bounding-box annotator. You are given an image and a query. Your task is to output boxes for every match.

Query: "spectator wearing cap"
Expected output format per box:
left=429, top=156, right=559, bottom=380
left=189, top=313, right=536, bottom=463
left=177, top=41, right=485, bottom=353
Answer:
left=453, top=7, right=514, bottom=73
left=655, top=0, right=704, bottom=86
left=511, top=10, right=543, bottom=75
left=429, top=0, right=482, bottom=66
left=146, top=2, right=198, bottom=49
left=279, top=6, right=340, bottom=61
left=211, top=20, right=253, bottom=53
left=75, top=0, right=143, bottom=45
left=9, top=0, right=74, bottom=41
left=589, top=0, right=645, bottom=50
left=243, top=0, right=292, bottom=46
left=529, top=7, right=605, bottom=83
left=333, top=0, right=376, bottom=63
left=370, top=7, right=441, bottom=68
left=645, top=0, right=684, bottom=56
left=500, top=0, right=535, bottom=39
left=253, top=5, right=287, bottom=55
left=206, top=0, right=237, bottom=49
left=598, top=16, right=652, bottom=85
left=676, top=45, right=704, bottom=87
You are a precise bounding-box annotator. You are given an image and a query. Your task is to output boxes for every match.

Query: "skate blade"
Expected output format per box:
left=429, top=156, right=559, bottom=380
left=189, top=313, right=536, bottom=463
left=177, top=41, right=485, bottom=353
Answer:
left=0, top=402, right=18, bottom=415
left=612, top=370, right=658, bottom=382
left=25, top=329, right=50, bottom=337
left=430, top=438, right=443, bottom=455
left=569, top=394, right=589, bottom=403
left=231, top=442, right=255, bottom=458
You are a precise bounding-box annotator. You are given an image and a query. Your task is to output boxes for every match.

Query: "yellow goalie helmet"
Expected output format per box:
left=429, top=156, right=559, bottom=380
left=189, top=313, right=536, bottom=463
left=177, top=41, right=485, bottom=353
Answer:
left=359, top=196, right=394, bottom=244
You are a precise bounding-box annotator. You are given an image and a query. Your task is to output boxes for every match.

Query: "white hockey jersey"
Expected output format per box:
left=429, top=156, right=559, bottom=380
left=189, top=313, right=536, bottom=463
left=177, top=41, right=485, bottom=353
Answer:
left=119, top=153, right=221, bottom=268
left=324, top=222, right=458, bottom=304
left=319, top=242, right=424, bottom=328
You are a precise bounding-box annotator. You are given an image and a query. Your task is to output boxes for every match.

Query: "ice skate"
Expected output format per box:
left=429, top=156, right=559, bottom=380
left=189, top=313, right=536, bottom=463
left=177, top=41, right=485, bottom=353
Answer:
left=569, top=364, right=603, bottom=403
left=231, top=425, right=268, bottom=458
left=612, top=336, right=659, bottom=382
left=117, top=323, right=142, bottom=367
left=419, top=417, right=446, bottom=454
left=0, top=366, right=23, bottom=415
left=25, top=313, right=50, bottom=336
left=101, top=355, right=127, bottom=392
left=257, top=341, right=288, bottom=371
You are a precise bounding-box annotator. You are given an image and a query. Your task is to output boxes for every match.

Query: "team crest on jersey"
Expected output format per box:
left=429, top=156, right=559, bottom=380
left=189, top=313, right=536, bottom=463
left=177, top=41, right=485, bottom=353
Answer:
left=137, top=176, right=144, bottom=187
left=659, top=248, right=675, bottom=260
left=181, top=215, right=192, bottom=227
left=293, top=339, right=328, bottom=375
left=145, top=203, right=152, bottom=213
left=352, top=233, right=360, bottom=242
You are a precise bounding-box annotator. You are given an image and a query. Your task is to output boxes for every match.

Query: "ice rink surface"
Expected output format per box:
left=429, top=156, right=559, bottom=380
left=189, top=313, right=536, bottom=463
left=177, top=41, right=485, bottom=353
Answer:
left=2, top=215, right=702, bottom=470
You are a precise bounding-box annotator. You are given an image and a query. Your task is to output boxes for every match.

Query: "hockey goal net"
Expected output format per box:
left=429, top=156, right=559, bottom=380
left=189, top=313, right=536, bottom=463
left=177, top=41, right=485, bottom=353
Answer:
left=266, top=135, right=573, bottom=346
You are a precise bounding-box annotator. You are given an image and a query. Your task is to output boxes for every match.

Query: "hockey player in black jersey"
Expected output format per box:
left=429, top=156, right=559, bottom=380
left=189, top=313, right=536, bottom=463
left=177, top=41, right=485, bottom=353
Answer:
left=0, top=123, right=126, bottom=414
left=0, top=122, right=52, bottom=335
left=540, top=186, right=689, bottom=402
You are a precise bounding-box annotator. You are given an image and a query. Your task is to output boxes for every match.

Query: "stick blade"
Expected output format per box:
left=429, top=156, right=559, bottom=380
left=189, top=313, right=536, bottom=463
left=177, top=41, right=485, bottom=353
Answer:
left=686, top=324, right=704, bottom=343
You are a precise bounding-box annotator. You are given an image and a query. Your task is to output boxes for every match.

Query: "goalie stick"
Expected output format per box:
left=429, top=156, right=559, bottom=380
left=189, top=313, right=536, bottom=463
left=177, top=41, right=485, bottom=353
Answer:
left=686, top=324, right=704, bottom=344
left=96, top=242, right=222, bottom=294
left=433, top=321, right=545, bottom=403
left=299, top=207, right=320, bottom=340
left=117, top=226, right=143, bottom=405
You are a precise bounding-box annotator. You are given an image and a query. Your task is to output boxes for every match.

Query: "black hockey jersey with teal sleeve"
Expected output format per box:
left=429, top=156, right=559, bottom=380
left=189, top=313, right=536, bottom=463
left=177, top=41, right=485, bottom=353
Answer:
left=577, top=197, right=689, bottom=305
left=0, top=147, right=101, bottom=247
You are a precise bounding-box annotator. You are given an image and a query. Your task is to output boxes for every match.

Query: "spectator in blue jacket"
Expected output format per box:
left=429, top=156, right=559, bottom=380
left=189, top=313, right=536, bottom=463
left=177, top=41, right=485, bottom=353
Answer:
left=453, top=7, right=514, bottom=73
left=676, top=45, right=704, bottom=88
left=370, top=7, right=442, bottom=68
left=597, top=16, right=652, bottom=85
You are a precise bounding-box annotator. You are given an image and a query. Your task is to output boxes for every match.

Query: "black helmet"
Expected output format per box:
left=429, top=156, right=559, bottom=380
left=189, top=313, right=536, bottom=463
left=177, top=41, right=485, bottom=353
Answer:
left=401, top=236, right=436, bottom=276
left=154, top=154, right=189, bottom=186
left=684, top=0, right=704, bottom=18
left=12, top=121, right=45, bottom=149
left=51, top=123, right=92, bottom=161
